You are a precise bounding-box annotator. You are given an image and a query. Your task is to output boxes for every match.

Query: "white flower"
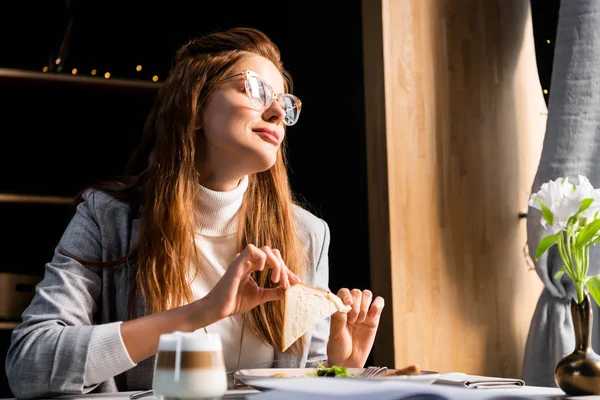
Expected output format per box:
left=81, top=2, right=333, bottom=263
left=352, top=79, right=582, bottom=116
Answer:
left=531, top=175, right=600, bottom=306
left=571, top=175, right=600, bottom=220
left=529, top=175, right=600, bottom=234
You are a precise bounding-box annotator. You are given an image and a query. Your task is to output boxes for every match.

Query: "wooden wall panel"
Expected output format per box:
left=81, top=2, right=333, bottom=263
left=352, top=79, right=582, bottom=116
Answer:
left=363, top=0, right=547, bottom=378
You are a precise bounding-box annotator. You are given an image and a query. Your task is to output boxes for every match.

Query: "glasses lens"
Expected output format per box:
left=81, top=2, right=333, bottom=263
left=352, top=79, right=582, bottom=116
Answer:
left=246, top=76, right=272, bottom=108
left=279, top=95, right=301, bottom=126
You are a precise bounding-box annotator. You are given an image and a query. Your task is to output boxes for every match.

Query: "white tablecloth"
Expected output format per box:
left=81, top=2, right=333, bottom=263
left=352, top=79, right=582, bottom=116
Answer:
left=0, top=382, right=573, bottom=400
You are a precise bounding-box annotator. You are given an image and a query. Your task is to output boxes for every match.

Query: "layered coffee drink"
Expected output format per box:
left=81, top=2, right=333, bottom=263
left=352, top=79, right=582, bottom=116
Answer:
left=153, top=332, right=227, bottom=399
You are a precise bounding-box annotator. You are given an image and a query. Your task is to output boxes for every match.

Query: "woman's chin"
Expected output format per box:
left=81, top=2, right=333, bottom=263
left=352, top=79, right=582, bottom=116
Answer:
left=235, top=145, right=278, bottom=174
left=251, top=151, right=278, bottom=173
left=254, top=159, right=277, bottom=173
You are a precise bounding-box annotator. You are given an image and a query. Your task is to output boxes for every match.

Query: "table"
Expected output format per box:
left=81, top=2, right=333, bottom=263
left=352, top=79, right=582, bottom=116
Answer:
left=0, top=390, right=259, bottom=400
left=0, top=385, right=573, bottom=400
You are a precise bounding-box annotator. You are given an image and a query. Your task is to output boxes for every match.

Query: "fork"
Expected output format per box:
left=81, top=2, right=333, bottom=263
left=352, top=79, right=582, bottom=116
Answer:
left=360, top=366, right=387, bottom=377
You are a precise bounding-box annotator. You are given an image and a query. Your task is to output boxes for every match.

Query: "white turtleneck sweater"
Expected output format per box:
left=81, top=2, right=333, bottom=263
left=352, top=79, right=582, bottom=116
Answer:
left=190, top=176, right=274, bottom=370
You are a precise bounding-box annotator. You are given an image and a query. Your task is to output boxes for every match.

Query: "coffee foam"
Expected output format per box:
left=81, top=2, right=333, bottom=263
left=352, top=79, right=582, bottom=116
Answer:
left=158, top=331, right=223, bottom=352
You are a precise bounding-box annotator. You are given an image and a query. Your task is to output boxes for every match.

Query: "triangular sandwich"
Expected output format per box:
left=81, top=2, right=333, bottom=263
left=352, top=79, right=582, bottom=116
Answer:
left=282, top=283, right=351, bottom=352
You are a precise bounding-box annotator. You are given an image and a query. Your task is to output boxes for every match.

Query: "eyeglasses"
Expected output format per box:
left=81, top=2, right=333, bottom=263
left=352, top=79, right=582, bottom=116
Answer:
left=221, top=69, right=302, bottom=126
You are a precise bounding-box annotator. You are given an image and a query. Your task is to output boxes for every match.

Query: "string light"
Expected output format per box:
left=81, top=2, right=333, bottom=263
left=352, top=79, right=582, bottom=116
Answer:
left=543, top=89, right=548, bottom=94
left=546, top=39, right=551, bottom=44
left=37, top=62, right=163, bottom=80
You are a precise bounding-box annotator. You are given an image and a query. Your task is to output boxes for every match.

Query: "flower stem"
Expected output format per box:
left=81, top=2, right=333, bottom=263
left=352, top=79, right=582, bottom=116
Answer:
left=576, top=281, right=585, bottom=304
left=566, top=229, right=578, bottom=278
left=557, top=231, right=574, bottom=278
left=583, top=245, right=590, bottom=278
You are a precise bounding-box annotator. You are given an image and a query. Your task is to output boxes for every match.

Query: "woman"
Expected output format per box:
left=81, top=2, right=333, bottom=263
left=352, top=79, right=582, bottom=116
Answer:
left=5, top=27, right=384, bottom=398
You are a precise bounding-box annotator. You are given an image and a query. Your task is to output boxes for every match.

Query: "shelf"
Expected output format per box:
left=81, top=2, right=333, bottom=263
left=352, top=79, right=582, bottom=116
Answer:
left=0, top=193, right=74, bottom=205
left=0, top=322, right=18, bottom=330
left=0, top=68, right=163, bottom=91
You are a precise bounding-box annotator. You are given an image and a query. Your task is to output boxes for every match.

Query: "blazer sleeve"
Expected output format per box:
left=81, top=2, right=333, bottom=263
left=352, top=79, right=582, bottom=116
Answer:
left=306, top=218, right=331, bottom=366
left=5, top=191, right=134, bottom=399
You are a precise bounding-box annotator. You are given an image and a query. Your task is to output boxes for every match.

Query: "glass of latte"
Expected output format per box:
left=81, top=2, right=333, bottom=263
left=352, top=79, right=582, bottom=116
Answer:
left=153, top=331, right=227, bottom=399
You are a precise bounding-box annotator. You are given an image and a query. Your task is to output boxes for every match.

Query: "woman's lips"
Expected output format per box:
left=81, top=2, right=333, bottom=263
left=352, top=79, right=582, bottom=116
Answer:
left=253, top=129, right=280, bottom=145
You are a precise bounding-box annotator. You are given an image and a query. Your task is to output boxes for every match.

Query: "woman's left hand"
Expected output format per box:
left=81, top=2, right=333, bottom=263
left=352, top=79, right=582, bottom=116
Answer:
left=326, top=288, right=385, bottom=368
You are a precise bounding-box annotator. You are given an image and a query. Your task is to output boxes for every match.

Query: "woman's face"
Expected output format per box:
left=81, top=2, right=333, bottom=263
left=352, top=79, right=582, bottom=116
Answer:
left=198, top=54, right=287, bottom=190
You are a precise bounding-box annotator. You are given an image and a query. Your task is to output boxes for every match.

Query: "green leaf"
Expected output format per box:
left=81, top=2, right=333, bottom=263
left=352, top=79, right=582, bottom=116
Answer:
left=586, top=276, right=600, bottom=307
left=540, top=202, right=554, bottom=227
left=536, top=234, right=558, bottom=260
left=578, top=198, right=594, bottom=214
left=576, top=219, right=600, bottom=248
left=532, top=196, right=554, bottom=227
left=553, top=268, right=566, bottom=280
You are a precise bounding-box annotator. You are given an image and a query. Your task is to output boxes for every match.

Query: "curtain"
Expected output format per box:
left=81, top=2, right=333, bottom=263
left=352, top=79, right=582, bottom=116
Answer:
left=523, top=0, right=600, bottom=387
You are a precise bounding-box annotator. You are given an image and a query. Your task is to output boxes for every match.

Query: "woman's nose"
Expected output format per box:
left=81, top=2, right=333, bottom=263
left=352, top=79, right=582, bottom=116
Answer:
left=263, top=99, right=286, bottom=124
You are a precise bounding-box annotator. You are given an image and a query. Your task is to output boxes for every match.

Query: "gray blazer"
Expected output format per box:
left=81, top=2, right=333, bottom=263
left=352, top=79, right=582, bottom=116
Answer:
left=5, top=189, right=332, bottom=399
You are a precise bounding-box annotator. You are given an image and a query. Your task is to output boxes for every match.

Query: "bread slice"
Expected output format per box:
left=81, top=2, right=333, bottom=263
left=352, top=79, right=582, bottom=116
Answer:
left=281, top=283, right=351, bottom=352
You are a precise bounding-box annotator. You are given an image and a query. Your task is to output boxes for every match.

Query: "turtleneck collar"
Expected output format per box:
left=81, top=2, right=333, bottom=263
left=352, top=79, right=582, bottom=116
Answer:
left=196, top=176, right=249, bottom=237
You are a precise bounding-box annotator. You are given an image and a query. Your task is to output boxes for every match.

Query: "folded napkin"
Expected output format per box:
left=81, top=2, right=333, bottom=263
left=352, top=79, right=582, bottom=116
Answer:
left=434, top=372, right=525, bottom=389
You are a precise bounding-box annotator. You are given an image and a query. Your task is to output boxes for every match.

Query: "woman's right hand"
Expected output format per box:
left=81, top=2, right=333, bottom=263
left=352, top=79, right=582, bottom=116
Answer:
left=200, top=244, right=301, bottom=321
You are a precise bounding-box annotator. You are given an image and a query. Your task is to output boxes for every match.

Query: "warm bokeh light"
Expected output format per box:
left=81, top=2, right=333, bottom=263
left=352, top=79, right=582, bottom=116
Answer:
left=42, top=66, right=48, bottom=72
left=152, top=75, right=159, bottom=82
left=91, top=69, right=97, bottom=75
left=546, top=39, right=551, bottom=44
left=55, top=58, right=61, bottom=65
left=71, top=69, right=78, bottom=75
left=543, top=89, right=548, bottom=94
left=136, top=65, right=142, bottom=71
left=104, top=72, right=111, bottom=79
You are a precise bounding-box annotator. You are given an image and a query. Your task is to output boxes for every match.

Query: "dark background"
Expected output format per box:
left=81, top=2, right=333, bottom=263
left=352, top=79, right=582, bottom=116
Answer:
left=0, top=0, right=560, bottom=397
left=530, top=0, right=561, bottom=105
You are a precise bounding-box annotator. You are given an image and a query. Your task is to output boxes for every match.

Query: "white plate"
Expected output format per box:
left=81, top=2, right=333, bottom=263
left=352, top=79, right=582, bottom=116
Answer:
left=234, top=368, right=440, bottom=389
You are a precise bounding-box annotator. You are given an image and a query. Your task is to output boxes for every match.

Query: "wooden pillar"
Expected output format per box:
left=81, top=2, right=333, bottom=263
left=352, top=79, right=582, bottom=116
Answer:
left=362, top=0, right=547, bottom=377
